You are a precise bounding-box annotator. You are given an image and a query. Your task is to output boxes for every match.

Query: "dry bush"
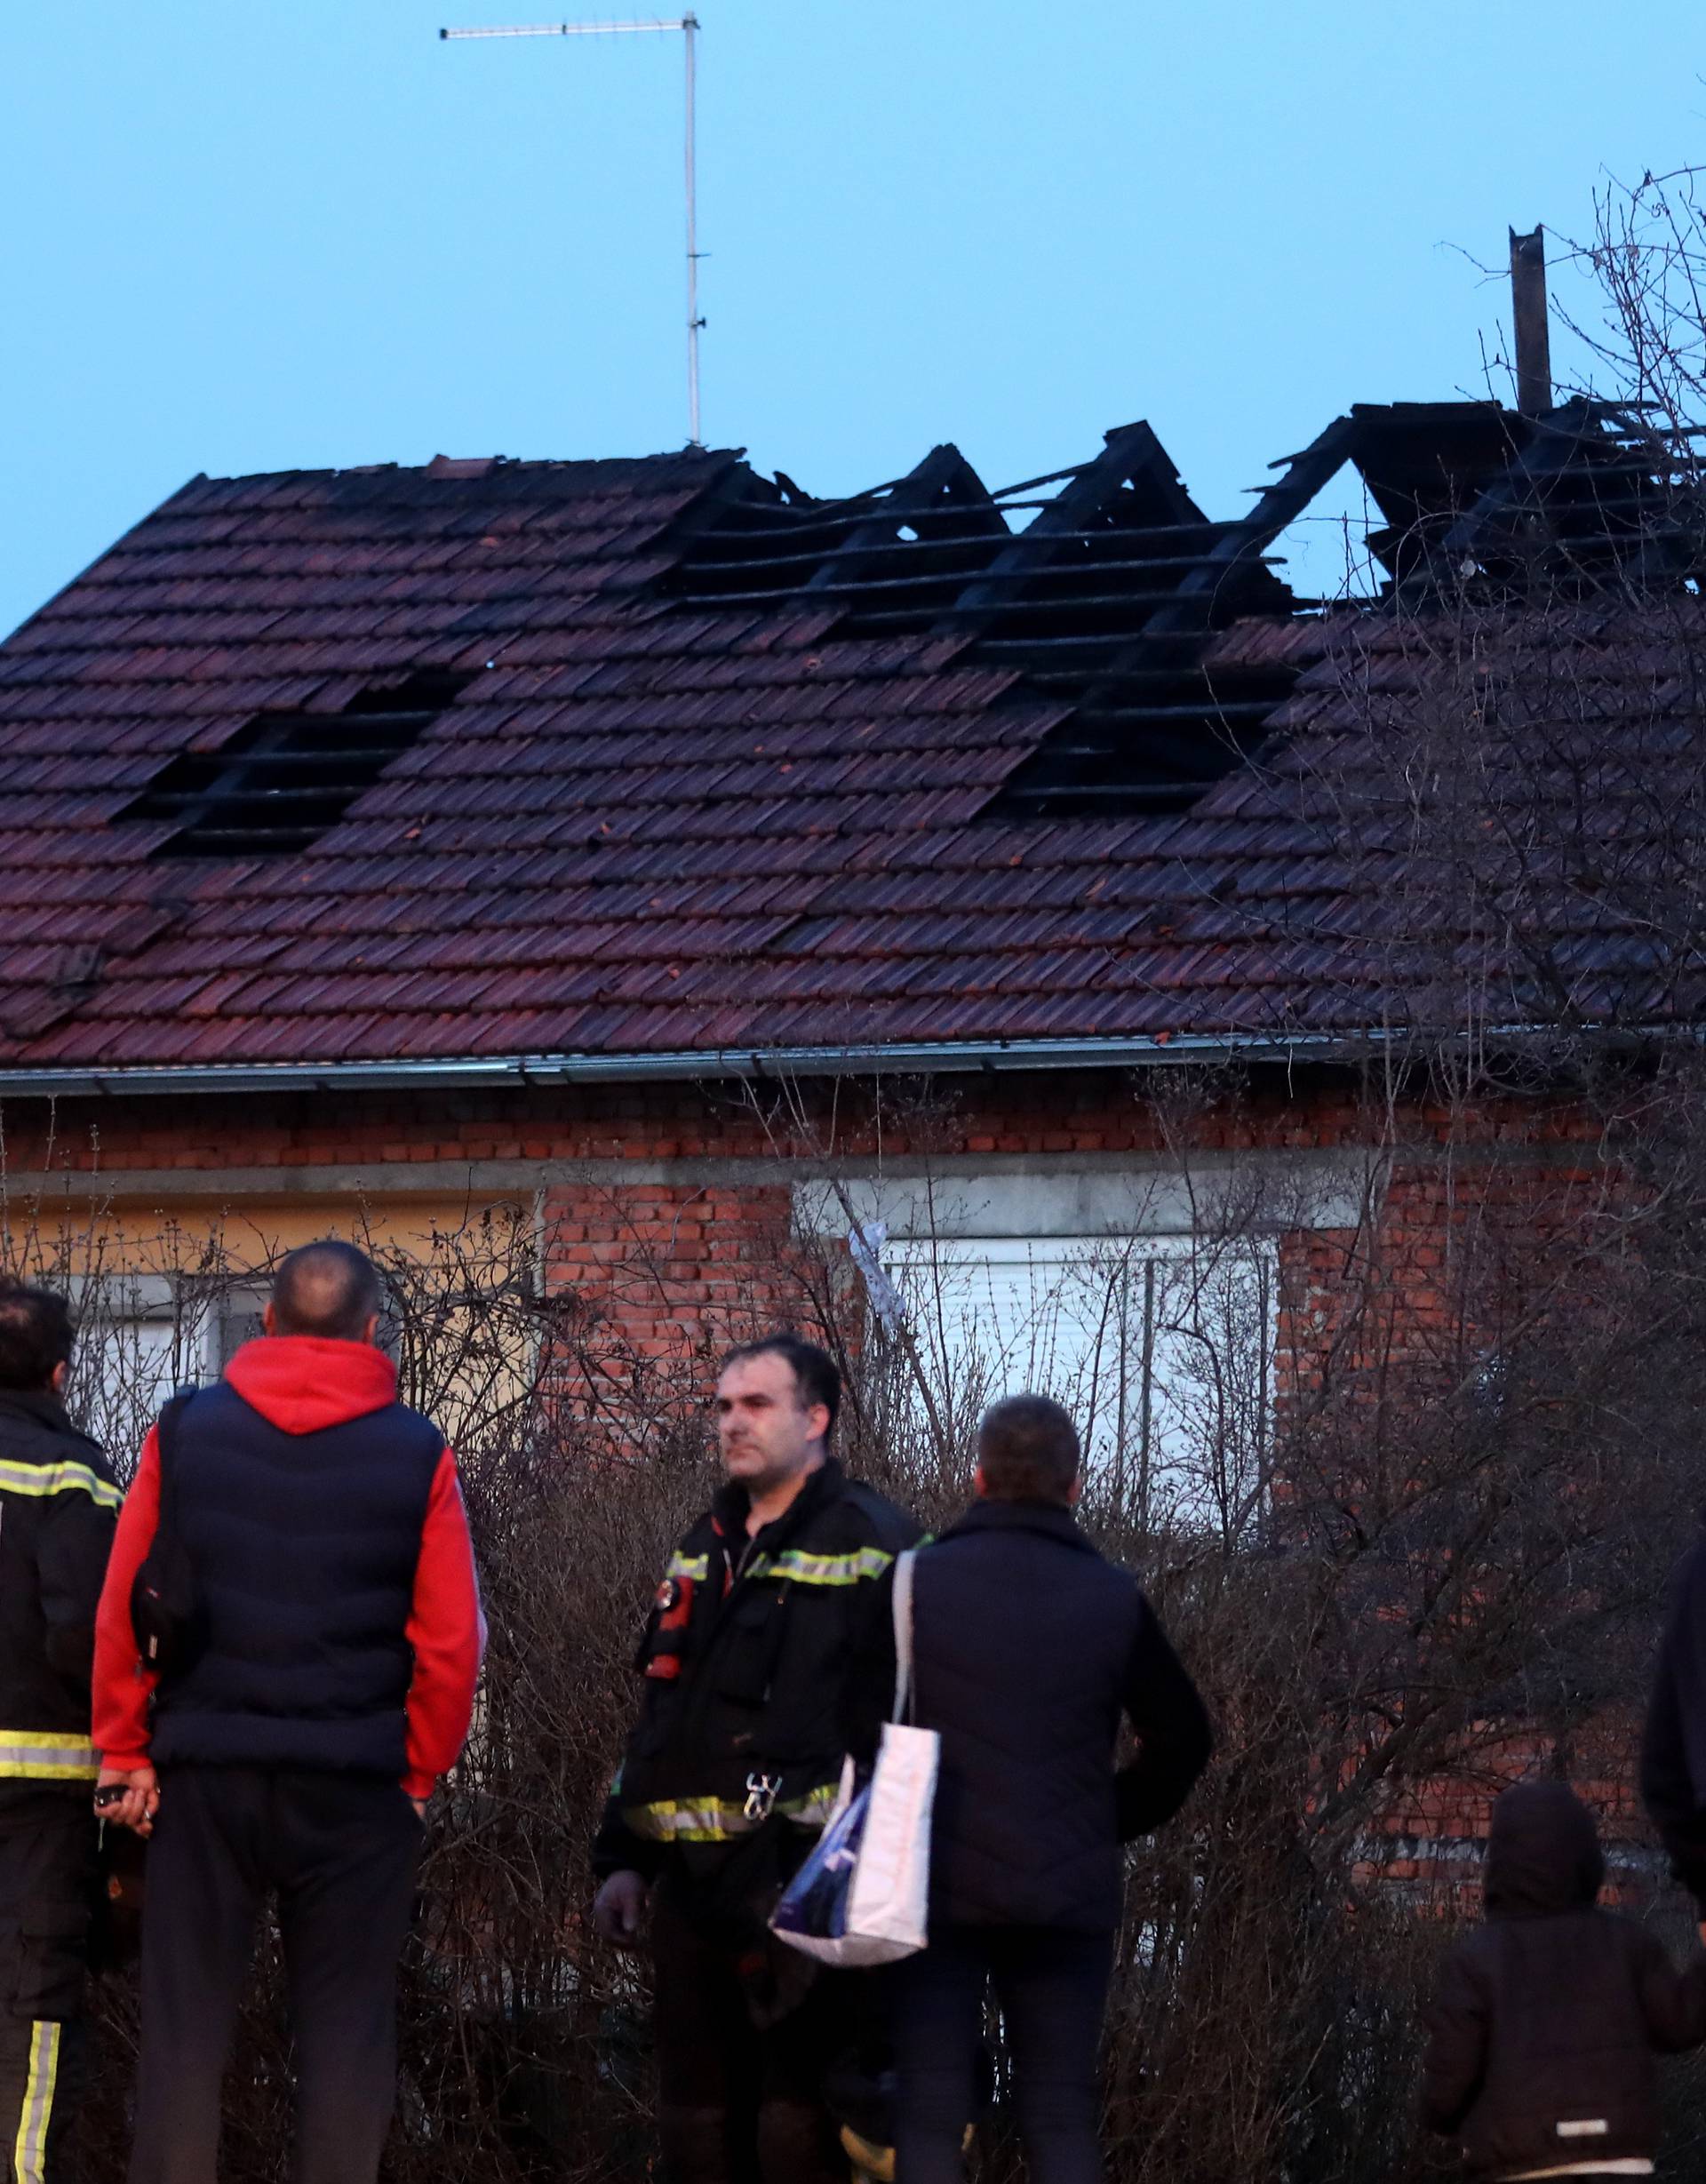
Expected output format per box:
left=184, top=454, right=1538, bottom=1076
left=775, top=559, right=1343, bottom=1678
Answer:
left=7, top=1077, right=1696, bottom=2184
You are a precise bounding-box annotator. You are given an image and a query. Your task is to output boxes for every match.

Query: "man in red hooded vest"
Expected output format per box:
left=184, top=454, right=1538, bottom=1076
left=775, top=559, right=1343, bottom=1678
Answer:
left=92, top=1240, right=482, bottom=2184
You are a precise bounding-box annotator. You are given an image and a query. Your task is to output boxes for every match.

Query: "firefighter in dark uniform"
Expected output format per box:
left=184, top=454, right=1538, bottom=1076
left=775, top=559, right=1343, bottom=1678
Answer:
left=592, top=1332, right=918, bottom=2184
left=0, top=1287, right=119, bottom=2184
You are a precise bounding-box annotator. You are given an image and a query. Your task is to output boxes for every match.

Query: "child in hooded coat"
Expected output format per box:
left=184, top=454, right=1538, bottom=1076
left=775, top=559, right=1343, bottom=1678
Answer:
left=1423, top=1781, right=1706, bottom=2180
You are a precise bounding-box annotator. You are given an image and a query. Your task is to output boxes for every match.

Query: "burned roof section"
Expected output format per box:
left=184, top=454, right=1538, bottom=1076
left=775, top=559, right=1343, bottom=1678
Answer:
left=0, top=401, right=1702, bottom=1073
left=1348, top=397, right=1706, bottom=602
left=672, top=400, right=1706, bottom=819
left=119, top=671, right=474, bottom=858
left=672, top=418, right=1325, bottom=817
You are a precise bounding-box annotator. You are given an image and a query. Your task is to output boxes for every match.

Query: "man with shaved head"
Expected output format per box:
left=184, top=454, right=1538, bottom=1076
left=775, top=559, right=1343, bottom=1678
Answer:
left=271, top=1239, right=385, bottom=1341
left=91, top=1239, right=482, bottom=2184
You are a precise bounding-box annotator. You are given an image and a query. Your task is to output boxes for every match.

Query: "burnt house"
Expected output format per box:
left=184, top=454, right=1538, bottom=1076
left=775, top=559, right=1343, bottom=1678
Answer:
left=0, top=369, right=1701, bottom=1520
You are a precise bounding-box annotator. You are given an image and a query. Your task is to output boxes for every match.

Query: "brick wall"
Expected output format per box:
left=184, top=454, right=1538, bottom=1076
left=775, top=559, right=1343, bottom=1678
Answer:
left=0, top=1060, right=1610, bottom=1407
left=3, top=1062, right=1656, bottom=1887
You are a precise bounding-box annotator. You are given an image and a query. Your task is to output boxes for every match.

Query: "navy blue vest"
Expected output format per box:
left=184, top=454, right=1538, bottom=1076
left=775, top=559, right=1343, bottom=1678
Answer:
left=150, top=1380, right=442, bottom=1776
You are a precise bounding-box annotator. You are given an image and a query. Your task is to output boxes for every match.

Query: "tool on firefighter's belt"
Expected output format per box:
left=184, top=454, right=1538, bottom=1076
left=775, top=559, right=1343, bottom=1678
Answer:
left=744, top=1772, right=781, bottom=1821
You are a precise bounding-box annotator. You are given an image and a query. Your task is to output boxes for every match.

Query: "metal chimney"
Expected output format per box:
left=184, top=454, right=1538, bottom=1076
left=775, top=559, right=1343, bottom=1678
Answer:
left=1509, top=226, right=1552, bottom=416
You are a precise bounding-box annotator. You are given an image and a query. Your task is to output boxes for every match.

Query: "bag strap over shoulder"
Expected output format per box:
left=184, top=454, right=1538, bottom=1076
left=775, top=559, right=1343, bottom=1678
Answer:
left=153, top=1389, right=195, bottom=1520
left=890, top=1549, right=918, bottom=1726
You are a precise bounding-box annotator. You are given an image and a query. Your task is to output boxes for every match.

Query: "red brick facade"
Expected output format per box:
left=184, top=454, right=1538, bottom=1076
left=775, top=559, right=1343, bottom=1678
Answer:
left=0, top=1061, right=1663, bottom=1885
left=0, top=1061, right=1603, bottom=1379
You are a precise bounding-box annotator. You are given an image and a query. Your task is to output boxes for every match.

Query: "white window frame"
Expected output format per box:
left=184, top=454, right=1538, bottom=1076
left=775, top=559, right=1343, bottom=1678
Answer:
left=880, top=1230, right=1276, bottom=1535
left=794, top=1155, right=1377, bottom=1535
left=68, top=1276, right=266, bottom=1462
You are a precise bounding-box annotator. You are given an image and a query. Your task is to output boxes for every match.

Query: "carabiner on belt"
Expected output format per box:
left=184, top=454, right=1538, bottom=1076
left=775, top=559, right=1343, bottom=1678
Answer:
left=743, top=1772, right=781, bottom=1822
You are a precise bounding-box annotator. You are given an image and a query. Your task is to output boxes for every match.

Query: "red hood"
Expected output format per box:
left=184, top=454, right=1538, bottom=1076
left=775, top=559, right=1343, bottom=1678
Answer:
left=223, top=1335, right=399, bottom=1435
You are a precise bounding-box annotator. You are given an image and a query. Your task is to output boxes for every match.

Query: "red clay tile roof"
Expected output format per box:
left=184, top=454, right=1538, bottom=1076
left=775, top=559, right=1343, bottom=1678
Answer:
left=0, top=414, right=1695, bottom=1073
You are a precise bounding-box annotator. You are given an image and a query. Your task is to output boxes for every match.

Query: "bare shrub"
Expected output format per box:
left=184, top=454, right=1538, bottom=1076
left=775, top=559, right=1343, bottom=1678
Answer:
left=9, top=1067, right=1694, bottom=2184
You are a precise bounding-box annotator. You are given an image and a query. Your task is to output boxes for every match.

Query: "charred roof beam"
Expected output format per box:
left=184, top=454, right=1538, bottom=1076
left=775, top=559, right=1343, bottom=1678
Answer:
left=970, top=425, right=1350, bottom=820
left=804, top=443, right=1004, bottom=601
left=1144, top=414, right=1359, bottom=636
left=1424, top=397, right=1701, bottom=598
left=936, top=420, right=1207, bottom=634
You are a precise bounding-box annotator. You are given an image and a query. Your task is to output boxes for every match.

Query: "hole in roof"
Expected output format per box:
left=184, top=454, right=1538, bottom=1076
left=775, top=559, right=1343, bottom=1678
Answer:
left=667, top=407, right=1706, bottom=825
left=994, top=474, right=1074, bottom=534
left=1265, top=462, right=1383, bottom=604
left=670, top=431, right=1305, bottom=821
left=118, top=669, right=472, bottom=860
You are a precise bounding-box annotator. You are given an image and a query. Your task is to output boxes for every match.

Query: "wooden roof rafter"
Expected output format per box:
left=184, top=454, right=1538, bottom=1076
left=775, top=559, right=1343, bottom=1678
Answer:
left=985, top=420, right=1357, bottom=820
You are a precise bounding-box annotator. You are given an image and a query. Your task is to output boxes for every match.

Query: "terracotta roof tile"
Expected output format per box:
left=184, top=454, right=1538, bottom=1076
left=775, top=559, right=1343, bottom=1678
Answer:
left=0, top=429, right=1695, bottom=1068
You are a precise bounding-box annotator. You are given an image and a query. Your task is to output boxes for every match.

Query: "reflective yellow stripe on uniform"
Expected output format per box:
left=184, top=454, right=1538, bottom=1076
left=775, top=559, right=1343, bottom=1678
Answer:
left=746, top=1546, right=895, bottom=1587
left=626, top=1781, right=841, bottom=1843
left=0, top=1730, right=99, bottom=1781
left=666, top=1553, right=709, bottom=1583
left=13, top=2021, right=61, bottom=2184
left=0, top=1459, right=120, bottom=1510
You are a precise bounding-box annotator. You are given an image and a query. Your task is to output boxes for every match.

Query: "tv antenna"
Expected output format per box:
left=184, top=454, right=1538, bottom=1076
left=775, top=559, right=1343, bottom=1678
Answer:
left=439, top=15, right=706, bottom=446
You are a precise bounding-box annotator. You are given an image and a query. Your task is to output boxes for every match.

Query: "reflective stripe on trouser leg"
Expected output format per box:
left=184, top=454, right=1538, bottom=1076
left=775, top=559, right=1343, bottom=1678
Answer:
left=12, top=2021, right=61, bottom=2184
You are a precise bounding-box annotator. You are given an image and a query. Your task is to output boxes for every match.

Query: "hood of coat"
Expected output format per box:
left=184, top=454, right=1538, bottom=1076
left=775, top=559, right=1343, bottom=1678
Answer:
left=1485, top=1781, right=1606, bottom=1917
left=223, top=1335, right=399, bottom=1436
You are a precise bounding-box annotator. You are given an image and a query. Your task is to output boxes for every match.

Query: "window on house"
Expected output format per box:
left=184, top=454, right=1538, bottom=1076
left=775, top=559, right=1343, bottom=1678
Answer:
left=117, top=671, right=471, bottom=859
left=876, top=1234, right=1274, bottom=1535
left=72, top=1279, right=267, bottom=1465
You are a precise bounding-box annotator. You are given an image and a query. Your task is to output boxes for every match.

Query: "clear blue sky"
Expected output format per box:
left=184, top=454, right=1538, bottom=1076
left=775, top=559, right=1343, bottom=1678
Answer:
left=6, top=0, right=1706, bottom=633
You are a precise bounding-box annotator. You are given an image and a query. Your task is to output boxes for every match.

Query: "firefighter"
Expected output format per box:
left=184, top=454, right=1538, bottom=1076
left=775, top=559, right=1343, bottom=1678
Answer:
left=591, top=1332, right=918, bottom=2184
left=0, top=1286, right=120, bottom=2184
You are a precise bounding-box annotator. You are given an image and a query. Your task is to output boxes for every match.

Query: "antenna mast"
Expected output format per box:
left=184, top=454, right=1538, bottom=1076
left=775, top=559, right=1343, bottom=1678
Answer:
left=440, top=14, right=706, bottom=446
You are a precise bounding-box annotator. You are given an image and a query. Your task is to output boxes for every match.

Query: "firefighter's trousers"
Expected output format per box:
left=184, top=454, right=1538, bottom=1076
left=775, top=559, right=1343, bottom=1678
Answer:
left=651, top=1873, right=851, bottom=2184
left=0, top=1787, right=98, bottom=2184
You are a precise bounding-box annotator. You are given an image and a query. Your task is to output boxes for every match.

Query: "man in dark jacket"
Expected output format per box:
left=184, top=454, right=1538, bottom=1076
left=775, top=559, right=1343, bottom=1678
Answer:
left=1641, top=1530, right=1706, bottom=1929
left=0, top=1284, right=119, bottom=2184
left=873, top=1393, right=1211, bottom=2184
left=1422, top=1780, right=1706, bottom=2178
left=92, top=1241, right=483, bottom=2184
left=591, top=1332, right=918, bottom=2184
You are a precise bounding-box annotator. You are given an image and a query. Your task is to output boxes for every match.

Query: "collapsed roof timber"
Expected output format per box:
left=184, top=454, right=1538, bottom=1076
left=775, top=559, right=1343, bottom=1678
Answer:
left=1, top=395, right=1702, bottom=1084
left=670, top=399, right=1706, bottom=818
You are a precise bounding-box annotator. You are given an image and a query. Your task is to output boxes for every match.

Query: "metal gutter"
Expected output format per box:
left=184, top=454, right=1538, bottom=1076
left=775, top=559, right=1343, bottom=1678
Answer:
left=0, top=1030, right=1345, bottom=1099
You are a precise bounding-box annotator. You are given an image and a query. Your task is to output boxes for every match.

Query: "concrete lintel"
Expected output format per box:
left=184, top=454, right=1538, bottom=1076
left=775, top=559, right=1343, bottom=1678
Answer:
left=794, top=1152, right=1385, bottom=1242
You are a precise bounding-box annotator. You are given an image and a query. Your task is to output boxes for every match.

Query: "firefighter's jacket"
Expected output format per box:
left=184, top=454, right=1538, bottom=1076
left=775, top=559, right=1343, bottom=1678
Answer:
left=0, top=1391, right=120, bottom=1800
left=594, top=1457, right=919, bottom=1880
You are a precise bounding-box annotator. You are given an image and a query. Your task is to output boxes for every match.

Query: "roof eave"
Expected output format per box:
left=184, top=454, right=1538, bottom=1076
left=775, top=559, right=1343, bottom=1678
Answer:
left=0, top=1031, right=1340, bottom=1098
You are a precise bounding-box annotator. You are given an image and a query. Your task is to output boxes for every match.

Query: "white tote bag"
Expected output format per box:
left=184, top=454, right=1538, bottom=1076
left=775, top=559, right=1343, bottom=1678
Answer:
left=769, top=1549, right=938, bottom=1966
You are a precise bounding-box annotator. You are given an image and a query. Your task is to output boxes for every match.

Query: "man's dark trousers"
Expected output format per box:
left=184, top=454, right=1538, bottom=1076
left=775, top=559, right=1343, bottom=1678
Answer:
left=0, top=1787, right=99, bottom=2184
left=129, top=1766, right=422, bottom=2184
left=891, top=1925, right=1115, bottom=2184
